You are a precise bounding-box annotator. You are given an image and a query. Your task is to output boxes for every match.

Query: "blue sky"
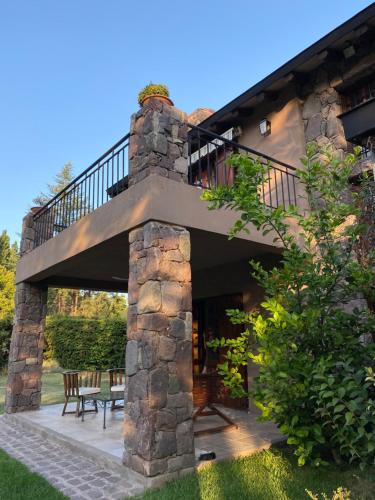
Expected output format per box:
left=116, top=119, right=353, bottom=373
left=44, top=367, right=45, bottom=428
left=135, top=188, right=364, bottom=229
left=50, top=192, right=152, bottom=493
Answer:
left=0, top=0, right=372, bottom=242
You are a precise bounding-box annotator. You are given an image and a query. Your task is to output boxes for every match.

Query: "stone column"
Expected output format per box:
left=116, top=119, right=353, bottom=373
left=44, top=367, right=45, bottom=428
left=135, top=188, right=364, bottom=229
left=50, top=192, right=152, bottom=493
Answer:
left=5, top=209, right=47, bottom=413
left=124, top=99, right=194, bottom=482
left=128, top=97, right=188, bottom=186
left=124, top=222, right=194, bottom=480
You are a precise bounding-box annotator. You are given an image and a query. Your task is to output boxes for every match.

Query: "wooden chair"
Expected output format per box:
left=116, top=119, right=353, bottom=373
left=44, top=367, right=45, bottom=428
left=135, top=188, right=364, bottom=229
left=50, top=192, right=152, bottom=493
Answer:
left=62, top=370, right=102, bottom=417
left=107, top=368, right=125, bottom=411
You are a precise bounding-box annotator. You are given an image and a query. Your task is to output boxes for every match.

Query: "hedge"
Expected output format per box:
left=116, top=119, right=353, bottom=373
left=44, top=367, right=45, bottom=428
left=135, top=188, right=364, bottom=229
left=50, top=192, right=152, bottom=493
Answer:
left=44, top=315, right=126, bottom=370
left=0, top=318, right=12, bottom=369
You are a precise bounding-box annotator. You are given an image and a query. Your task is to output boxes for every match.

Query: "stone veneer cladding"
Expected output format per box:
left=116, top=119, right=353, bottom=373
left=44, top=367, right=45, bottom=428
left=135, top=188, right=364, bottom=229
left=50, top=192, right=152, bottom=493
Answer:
left=300, top=45, right=375, bottom=156
left=128, top=97, right=189, bottom=186
left=6, top=210, right=47, bottom=413
left=300, top=50, right=375, bottom=315
left=124, top=98, right=194, bottom=479
left=124, top=222, right=194, bottom=477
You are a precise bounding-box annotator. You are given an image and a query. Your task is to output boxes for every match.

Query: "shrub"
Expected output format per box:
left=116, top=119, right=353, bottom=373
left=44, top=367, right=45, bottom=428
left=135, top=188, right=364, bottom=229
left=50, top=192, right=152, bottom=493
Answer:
left=138, top=83, right=169, bottom=105
left=44, top=315, right=126, bottom=370
left=0, top=318, right=12, bottom=369
left=203, top=144, right=375, bottom=467
left=306, top=487, right=351, bottom=499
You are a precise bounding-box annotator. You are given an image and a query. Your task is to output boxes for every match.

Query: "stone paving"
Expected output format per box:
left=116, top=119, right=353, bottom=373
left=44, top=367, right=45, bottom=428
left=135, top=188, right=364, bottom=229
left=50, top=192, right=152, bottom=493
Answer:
left=0, top=405, right=283, bottom=499
left=0, top=415, right=145, bottom=499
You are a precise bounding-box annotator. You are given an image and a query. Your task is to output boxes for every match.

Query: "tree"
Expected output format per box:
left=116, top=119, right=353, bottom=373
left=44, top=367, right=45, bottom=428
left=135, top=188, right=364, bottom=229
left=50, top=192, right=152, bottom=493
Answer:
left=0, top=265, right=15, bottom=321
left=33, top=162, right=73, bottom=206
left=0, top=230, right=18, bottom=320
left=78, top=292, right=127, bottom=319
left=33, top=164, right=127, bottom=320
left=203, top=144, right=375, bottom=467
left=0, top=230, right=18, bottom=272
left=0, top=230, right=18, bottom=367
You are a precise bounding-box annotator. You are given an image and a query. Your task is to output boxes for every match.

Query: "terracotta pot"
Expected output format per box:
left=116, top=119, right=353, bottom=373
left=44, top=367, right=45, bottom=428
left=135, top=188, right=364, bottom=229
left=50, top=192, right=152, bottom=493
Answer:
left=140, top=94, right=174, bottom=107
left=30, top=206, right=43, bottom=214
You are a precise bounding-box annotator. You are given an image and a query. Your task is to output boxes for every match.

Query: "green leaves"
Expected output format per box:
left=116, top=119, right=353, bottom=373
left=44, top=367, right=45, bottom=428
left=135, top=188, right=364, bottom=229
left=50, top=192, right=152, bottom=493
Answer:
left=201, top=143, right=375, bottom=468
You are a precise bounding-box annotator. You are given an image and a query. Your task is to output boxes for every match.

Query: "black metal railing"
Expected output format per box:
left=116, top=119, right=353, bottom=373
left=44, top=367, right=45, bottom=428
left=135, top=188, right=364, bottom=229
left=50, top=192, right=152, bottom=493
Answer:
left=360, top=146, right=375, bottom=162
left=188, top=125, right=299, bottom=209
left=342, top=79, right=375, bottom=111
left=33, top=133, right=130, bottom=248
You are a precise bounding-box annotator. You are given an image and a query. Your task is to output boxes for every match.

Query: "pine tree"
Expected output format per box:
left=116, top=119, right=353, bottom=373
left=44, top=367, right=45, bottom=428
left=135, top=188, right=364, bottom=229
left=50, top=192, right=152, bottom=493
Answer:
left=33, top=163, right=126, bottom=319
left=33, top=162, right=73, bottom=206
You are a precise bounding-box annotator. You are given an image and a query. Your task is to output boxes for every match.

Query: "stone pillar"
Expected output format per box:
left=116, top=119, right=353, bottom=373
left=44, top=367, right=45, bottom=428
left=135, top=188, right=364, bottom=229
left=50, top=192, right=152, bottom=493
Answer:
left=301, top=68, right=347, bottom=154
left=128, top=97, right=188, bottom=187
left=5, top=209, right=47, bottom=413
left=124, top=222, right=194, bottom=480
left=124, top=98, right=194, bottom=482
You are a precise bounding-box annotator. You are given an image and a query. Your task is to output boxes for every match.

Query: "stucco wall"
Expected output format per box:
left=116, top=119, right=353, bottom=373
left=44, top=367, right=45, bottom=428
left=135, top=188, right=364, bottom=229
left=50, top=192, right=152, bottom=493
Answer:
left=240, top=88, right=306, bottom=170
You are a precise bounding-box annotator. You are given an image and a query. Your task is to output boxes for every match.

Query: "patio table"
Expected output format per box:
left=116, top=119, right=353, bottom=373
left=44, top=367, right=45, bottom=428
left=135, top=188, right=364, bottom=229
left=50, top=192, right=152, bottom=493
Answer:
left=81, top=390, right=124, bottom=429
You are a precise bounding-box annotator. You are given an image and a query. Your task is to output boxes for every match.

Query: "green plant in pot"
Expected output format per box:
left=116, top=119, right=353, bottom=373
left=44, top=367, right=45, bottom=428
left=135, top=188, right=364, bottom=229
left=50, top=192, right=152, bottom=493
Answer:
left=137, top=83, right=173, bottom=107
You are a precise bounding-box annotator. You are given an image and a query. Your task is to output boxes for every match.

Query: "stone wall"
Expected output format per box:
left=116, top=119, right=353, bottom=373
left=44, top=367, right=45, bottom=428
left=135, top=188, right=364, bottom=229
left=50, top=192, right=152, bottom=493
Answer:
left=6, top=209, right=47, bottom=413
left=301, top=68, right=347, bottom=153
left=300, top=52, right=375, bottom=316
left=128, top=98, right=189, bottom=187
left=301, top=47, right=375, bottom=155
left=124, top=221, right=194, bottom=479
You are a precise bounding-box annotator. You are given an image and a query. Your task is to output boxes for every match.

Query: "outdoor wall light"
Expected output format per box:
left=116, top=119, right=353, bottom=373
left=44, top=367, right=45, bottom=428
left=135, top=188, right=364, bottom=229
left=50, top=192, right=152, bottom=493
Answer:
left=343, top=45, right=355, bottom=59
left=259, top=119, right=271, bottom=136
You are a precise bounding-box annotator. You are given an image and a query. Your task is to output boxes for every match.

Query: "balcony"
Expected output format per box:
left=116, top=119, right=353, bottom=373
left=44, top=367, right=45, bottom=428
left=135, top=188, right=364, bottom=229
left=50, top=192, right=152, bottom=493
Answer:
left=33, top=133, right=130, bottom=248
left=188, top=125, right=299, bottom=209
left=32, top=125, right=299, bottom=250
left=339, top=98, right=375, bottom=143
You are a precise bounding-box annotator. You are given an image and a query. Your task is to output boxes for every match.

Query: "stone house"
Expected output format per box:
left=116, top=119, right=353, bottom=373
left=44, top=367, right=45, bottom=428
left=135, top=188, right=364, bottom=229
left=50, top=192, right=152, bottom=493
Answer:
left=6, top=3, right=375, bottom=486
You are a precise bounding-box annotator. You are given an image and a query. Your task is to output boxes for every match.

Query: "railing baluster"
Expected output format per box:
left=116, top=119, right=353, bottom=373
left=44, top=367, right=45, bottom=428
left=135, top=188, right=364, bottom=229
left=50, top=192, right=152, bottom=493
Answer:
left=117, top=151, right=119, bottom=195
left=292, top=175, right=297, bottom=205
left=274, top=167, right=279, bottom=208
left=188, top=132, right=192, bottom=184
left=106, top=160, right=109, bottom=202
left=102, top=162, right=104, bottom=206
left=207, top=138, right=211, bottom=189
left=280, top=171, right=286, bottom=208
left=198, top=129, right=202, bottom=187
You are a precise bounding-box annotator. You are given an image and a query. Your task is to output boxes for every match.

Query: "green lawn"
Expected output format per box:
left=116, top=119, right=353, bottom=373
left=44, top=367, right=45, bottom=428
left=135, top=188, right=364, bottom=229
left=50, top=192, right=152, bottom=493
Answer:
left=0, top=371, right=66, bottom=415
left=1, top=372, right=374, bottom=499
left=0, top=448, right=67, bottom=500
left=136, top=448, right=375, bottom=500
left=0, top=369, right=112, bottom=414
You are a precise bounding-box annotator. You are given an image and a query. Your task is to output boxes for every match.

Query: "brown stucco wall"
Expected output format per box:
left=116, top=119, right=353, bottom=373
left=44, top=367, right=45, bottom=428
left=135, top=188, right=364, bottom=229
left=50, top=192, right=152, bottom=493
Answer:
left=240, top=88, right=306, bottom=169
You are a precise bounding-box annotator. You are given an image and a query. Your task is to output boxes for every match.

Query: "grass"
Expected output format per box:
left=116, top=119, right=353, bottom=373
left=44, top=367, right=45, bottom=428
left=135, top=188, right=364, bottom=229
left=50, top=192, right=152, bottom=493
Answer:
left=0, top=370, right=66, bottom=415
left=136, top=448, right=375, bottom=500
left=0, top=448, right=67, bottom=500
left=0, top=367, right=112, bottom=414
left=1, top=370, right=374, bottom=499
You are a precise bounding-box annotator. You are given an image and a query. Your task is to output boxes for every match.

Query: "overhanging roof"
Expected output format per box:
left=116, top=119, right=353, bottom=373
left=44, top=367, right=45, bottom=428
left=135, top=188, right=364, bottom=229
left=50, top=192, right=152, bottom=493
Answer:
left=200, top=3, right=375, bottom=129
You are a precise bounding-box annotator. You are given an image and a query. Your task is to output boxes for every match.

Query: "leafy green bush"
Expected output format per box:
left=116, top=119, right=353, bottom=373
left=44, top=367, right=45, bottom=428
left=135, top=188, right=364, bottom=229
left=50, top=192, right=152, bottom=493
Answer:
left=44, top=315, right=126, bottom=370
left=203, top=144, right=375, bottom=468
left=306, top=486, right=351, bottom=499
left=138, top=83, right=169, bottom=105
left=0, top=318, right=12, bottom=369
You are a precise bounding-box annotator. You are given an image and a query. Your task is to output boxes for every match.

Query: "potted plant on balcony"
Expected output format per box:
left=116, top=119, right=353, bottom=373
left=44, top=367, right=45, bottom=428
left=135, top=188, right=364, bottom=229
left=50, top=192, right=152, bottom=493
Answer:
left=137, top=83, right=173, bottom=107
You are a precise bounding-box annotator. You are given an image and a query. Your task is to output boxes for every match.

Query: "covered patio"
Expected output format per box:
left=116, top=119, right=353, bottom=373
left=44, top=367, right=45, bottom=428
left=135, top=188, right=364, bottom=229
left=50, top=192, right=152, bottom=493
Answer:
left=6, top=99, right=286, bottom=489
left=9, top=401, right=283, bottom=472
